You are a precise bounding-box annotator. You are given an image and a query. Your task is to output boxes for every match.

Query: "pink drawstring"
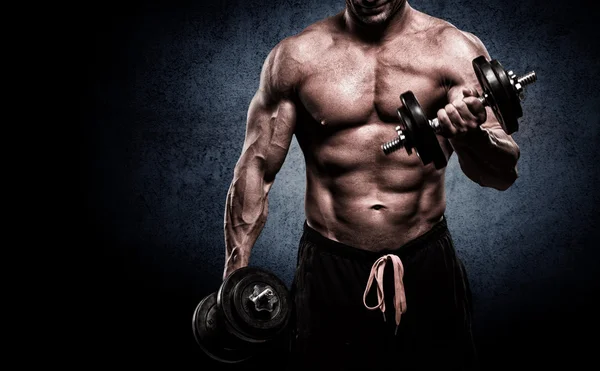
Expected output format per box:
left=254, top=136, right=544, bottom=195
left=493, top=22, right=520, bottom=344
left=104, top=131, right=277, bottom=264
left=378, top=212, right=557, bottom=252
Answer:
left=362, top=254, right=407, bottom=335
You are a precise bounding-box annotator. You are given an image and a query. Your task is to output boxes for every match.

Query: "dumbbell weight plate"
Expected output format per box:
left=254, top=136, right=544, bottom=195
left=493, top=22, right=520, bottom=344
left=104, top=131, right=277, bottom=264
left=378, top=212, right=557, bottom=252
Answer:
left=395, top=105, right=415, bottom=155
left=490, top=59, right=523, bottom=133
left=218, top=267, right=291, bottom=344
left=398, top=93, right=430, bottom=165
left=192, top=292, right=253, bottom=364
left=472, top=56, right=517, bottom=134
left=400, top=91, right=448, bottom=170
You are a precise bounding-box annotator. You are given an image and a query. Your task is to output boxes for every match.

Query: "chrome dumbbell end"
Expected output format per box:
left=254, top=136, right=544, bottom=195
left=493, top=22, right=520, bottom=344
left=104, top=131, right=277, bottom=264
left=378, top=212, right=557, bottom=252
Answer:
left=381, top=126, right=406, bottom=155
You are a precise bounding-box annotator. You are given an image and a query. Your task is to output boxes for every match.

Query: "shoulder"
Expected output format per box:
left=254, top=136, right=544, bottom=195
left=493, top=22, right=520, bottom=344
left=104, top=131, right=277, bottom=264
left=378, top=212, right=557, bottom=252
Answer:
left=431, top=13, right=489, bottom=61
left=406, top=10, right=491, bottom=85
left=436, top=23, right=488, bottom=61
left=435, top=22, right=491, bottom=84
left=282, top=18, right=338, bottom=61
left=406, top=9, right=489, bottom=60
left=262, top=17, right=339, bottom=94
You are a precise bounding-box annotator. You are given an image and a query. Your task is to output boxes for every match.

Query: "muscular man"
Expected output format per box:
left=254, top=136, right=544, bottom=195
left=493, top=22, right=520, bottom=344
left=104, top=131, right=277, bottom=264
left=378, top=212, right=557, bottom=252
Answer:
left=223, top=1, right=519, bottom=369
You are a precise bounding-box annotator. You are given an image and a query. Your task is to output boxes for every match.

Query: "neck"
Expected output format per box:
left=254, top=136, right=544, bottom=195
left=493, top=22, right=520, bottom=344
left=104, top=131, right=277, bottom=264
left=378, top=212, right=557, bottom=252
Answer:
left=343, top=2, right=411, bottom=43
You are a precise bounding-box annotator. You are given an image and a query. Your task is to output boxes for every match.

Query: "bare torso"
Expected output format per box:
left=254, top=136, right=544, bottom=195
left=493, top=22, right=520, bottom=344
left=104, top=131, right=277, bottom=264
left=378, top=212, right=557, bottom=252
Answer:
left=292, top=10, right=457, bottom=250
left=222, top=0, right=518, bottom=278
left=223, top=2, right=518, bottom=276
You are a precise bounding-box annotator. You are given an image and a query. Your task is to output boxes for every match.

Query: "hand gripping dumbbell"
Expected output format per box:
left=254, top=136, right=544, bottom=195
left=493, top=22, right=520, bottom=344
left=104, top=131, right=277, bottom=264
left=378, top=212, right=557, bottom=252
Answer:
left=192, top=266, right=292, bottom=364
left=381, top=56, right=537, bottom=169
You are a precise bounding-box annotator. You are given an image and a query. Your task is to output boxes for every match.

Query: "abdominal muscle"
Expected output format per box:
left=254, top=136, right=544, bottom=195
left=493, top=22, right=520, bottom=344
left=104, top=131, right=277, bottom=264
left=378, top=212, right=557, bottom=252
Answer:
left=301, top=122, right=447, bottom=251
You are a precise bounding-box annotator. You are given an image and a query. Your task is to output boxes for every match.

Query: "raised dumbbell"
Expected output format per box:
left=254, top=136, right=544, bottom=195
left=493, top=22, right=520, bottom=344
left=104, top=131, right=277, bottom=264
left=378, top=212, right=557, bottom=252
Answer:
left=381, top=56, right=537, bottom=169
left=192, top=266, right=292, bottom=364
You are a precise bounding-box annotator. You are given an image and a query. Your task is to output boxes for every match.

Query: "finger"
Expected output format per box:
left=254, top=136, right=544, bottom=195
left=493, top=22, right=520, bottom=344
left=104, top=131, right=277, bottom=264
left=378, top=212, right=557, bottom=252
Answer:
left=445, top=103, right=467, bottom=135
left=463, top=96, right=487, bottom=123
left=453, top=99, right=478, bottom=125
left=437, top=108, right=456, bottom=138
left=462, top=87, right=477, bottom=97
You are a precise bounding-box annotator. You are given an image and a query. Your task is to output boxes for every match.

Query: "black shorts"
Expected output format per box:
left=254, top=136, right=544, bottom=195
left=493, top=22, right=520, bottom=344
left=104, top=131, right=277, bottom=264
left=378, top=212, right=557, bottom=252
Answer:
left=286, top=217, right=477, bottom=370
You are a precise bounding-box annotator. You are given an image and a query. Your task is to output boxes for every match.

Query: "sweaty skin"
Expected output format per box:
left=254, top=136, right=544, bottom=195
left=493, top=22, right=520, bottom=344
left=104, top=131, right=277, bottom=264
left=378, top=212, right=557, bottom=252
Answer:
left=223, top=0, right=520, bottom=278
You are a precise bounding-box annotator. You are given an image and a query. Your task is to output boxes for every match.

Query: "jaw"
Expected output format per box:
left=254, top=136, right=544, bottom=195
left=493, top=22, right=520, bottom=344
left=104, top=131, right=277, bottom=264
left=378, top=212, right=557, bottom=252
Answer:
left=347, top=1, right=404, bottom=26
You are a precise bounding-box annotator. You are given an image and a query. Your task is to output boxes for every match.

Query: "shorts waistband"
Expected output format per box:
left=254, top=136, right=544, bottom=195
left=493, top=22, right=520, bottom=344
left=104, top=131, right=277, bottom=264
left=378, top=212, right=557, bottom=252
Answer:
left=302, top=217, right=449, bottom=261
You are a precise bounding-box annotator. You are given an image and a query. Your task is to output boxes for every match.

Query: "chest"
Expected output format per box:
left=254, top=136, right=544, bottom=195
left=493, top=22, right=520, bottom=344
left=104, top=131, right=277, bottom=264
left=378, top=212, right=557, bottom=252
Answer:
left=298, top=45, right=447, bottom=126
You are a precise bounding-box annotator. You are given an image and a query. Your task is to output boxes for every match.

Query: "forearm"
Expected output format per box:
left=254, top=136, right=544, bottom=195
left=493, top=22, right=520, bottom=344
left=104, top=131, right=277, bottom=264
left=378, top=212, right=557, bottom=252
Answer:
left=220, top=39, right=299, bottom=278
left=223, top=167, right=271, bottom=277
left=450, top=126, right=520, bottom=190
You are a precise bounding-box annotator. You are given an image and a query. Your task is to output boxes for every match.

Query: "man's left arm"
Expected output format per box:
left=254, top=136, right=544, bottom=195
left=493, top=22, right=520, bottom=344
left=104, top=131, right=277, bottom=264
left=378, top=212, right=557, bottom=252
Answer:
left=437, top=30, right=520, bottom=191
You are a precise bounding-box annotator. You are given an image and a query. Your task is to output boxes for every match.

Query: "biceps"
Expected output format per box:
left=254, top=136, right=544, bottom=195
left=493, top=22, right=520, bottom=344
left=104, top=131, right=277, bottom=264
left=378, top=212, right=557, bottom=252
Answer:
left=237, top=96, right=297, bottom=182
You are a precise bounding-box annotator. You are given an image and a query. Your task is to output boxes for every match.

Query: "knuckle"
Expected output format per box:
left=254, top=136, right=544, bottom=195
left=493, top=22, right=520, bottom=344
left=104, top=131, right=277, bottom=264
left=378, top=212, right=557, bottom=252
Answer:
left=454, top=99, right=466, bottom=109
left=437, top=110, right=449, bottom=123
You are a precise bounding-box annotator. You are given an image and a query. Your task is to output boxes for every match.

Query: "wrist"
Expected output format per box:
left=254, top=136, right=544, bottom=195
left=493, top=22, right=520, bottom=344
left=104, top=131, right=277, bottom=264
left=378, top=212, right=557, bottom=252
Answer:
left=225, top=247, right=249, bottom=268
left=452, top=126, right=489, bottom=147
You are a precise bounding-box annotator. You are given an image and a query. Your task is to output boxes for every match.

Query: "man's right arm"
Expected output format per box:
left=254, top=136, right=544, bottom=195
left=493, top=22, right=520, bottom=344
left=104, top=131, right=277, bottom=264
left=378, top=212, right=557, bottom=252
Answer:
left=223, top=40, right=300, bottom=279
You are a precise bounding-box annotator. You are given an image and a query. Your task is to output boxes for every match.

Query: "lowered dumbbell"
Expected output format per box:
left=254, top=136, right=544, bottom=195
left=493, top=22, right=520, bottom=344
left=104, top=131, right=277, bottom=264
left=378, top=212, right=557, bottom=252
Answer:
left=381, top=55, right=537, bottom=169
left=192, top=266, right=292, bottom=364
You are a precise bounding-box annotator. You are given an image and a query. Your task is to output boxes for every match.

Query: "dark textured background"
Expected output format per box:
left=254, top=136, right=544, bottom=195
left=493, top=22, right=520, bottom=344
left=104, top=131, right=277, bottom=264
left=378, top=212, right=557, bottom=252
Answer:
left=81, top=0, right=600, bottom=368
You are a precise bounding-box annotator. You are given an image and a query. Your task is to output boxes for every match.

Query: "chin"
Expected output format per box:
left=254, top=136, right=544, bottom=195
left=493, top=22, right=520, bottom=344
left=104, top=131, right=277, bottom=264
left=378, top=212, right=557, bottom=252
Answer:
left=357, top=11, right=392, bottom=25
left=352, top=3, right=395, bottom=26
